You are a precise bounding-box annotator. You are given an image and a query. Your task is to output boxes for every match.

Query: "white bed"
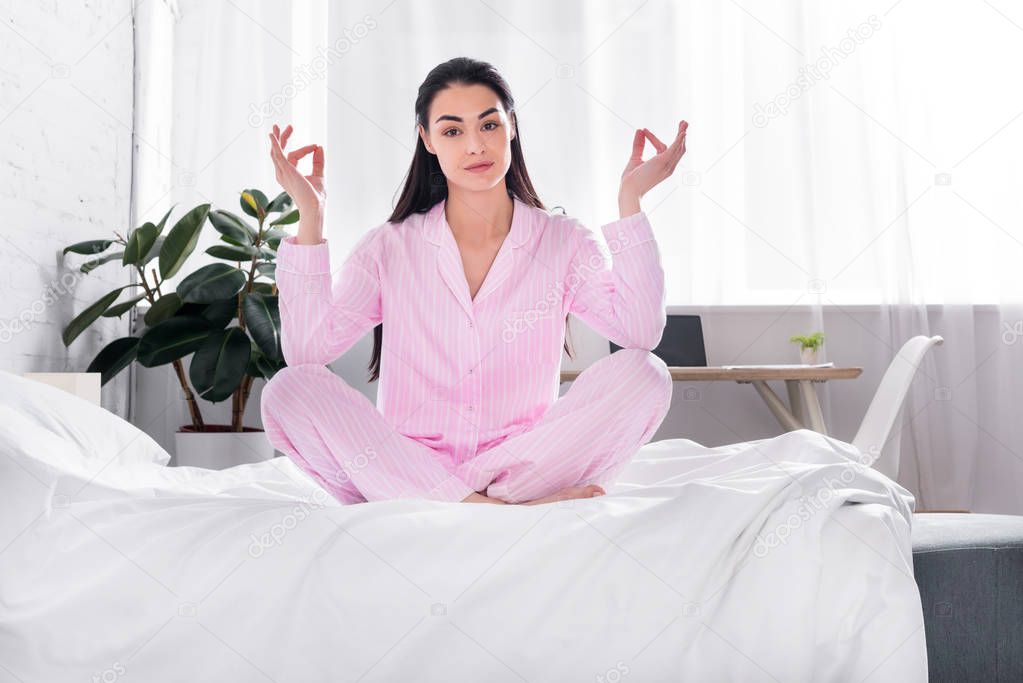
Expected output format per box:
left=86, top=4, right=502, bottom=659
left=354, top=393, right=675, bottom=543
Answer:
left=0, top=370, right=928, bottom=682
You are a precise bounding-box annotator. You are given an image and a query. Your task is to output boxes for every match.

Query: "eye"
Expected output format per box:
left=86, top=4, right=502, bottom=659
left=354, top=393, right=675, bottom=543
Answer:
left=442, top=121, right=500, bottom=137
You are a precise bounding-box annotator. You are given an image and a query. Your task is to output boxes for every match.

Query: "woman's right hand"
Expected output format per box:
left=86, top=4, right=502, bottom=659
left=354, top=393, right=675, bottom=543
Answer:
left=268, top=123, right=325, bottom=228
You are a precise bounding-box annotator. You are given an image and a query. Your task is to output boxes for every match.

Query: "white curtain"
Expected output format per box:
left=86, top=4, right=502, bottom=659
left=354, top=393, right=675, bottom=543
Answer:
left=135, top=0, right=1023, bottom=512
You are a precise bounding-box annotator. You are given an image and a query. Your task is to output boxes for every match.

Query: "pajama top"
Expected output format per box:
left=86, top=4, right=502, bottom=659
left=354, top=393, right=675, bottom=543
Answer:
left=274, top=195, right=666, bottom=469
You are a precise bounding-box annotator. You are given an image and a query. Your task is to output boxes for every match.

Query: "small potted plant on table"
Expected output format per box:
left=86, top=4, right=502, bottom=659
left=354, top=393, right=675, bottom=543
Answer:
left=789, top=331, right=825, bottom=365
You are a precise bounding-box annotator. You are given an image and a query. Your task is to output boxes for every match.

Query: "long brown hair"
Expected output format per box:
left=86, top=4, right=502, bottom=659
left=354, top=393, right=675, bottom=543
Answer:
left=368, top=57, right=574, bottom=382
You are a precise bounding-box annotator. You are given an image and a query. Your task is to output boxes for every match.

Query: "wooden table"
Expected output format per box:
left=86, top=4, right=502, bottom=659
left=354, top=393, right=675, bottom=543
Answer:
left=560, top=366, right=863, bottom=436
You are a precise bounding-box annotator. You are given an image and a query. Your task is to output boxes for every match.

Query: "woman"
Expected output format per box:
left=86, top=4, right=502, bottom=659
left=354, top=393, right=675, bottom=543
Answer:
left=260, top=57, right=688, bottom=506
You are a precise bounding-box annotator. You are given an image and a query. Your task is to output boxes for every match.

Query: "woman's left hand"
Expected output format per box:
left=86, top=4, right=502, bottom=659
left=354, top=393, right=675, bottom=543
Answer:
left=619, top=120, right=688, bottom=201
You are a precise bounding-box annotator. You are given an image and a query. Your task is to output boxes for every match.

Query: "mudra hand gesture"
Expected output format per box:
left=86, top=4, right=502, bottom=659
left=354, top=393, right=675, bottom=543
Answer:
left=268, top=123, right=325, bottom=221
left=619, top=120, right=689, bottom=202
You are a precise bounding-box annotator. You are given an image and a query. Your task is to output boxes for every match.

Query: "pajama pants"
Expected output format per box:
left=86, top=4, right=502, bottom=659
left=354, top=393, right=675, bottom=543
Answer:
left=260, top=348, right=673, bottom=504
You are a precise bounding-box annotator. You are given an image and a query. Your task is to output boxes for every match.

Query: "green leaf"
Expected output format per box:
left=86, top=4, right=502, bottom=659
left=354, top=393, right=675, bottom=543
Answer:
left=242, top=292, right=281, bottom=361
left=102, top=293, right=147, bottom=318
left=123, top=222, right=159, bottom=266
left=173, top=302, right=207, bottom=318
left=209, top=209, right=257, bottom=246
left=246, top=345, right=264, bottom=378
left=176, top=263, right=248, bottom=304
left=266, top=191, right=293, bottom=214
left=250, top=282, right=274, bottom=296
left=249, top=189, right=269, bottom=210
left=154, top=205, right=175, bottom=233
left=141, top=235, right=165, bottom=267
left=80, top=251, right=125, bottom=274
left=206, top=244, right=259, bottom=261
left=200, top=298, right=238, bottom=329
left=64, top=239, right=114, bottom=256
left=255, top=354, right=284, bottom=380
left=189, top=327, right=251, bottom=403
left=145, top=292, right=183, bottom=326
left=159, top=203, right=211, bottom=279
left=240, top=189, right=268, bottom=219
left=255, top=263, right=276, bottom=279
left=86, top=337, right=140, bottom=385
left=62, top=285, right=139, bottom=346
left=136, top=316, right=212, bottom=367
left=269, top=209, right=299, bottom=227
left=261, top=227, right=288, bottom=251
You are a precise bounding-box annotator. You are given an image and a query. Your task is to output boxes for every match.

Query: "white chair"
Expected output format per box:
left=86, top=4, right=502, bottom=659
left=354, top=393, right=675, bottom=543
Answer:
left=852, top=335, right=944, bottom=480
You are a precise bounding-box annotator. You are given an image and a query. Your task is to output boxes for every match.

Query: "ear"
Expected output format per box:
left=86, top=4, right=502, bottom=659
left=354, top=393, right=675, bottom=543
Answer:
left=418, top=124, right=434, bottom=155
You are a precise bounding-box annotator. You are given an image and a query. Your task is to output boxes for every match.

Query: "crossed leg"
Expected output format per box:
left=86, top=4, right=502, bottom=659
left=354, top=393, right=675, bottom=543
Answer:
left=260, top=364, right=476, bottom=504
left=260, top=349, right=672, bottom=506
left=455, top=348, right=674, bottom=503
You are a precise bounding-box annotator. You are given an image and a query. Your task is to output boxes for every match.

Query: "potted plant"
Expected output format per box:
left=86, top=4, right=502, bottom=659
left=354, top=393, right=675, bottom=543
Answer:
left=789, top=331, right=825, bottom=365
left=61, top=188, right=298, bottom=468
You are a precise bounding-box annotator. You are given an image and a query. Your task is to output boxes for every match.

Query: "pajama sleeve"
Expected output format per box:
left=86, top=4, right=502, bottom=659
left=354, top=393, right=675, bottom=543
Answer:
left=275, top=228, right=384, bottom=367
left=563, top=210, right=667, bottom=350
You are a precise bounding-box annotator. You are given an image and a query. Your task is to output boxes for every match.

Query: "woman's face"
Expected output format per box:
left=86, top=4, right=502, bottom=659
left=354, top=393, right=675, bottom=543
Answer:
left=419, top=83, right=516, bottom=192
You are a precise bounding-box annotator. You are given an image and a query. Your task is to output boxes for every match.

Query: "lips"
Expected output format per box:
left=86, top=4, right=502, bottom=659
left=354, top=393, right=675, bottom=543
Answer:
left=464, top=161, right=494, bottom=171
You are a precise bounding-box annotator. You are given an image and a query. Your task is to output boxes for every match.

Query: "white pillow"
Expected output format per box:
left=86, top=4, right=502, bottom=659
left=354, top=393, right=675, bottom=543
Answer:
left=0, top=369, right=171, bottom=467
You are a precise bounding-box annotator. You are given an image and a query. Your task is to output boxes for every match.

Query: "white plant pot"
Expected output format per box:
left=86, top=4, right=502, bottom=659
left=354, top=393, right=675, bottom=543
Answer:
left=799, top=347, right=819, bottom=365
left=173, top=425, right=275, bottom=469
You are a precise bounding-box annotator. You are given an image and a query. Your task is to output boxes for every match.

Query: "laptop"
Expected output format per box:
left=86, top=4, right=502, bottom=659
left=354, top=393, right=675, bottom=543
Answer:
left=609, top=314, right=707, bottom=366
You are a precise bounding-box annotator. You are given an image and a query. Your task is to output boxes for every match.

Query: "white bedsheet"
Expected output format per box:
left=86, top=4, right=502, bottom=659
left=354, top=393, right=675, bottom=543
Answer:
left=0, top=423, right=927, bottom=682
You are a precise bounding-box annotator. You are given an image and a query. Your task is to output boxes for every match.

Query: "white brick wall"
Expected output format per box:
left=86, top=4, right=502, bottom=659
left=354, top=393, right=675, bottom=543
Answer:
left=0, top=0, right=136, bottom=417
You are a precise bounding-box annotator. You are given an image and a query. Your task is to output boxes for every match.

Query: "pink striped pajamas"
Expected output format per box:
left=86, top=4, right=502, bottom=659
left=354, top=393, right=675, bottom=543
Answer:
left=260, top=196, right=672, bottom=504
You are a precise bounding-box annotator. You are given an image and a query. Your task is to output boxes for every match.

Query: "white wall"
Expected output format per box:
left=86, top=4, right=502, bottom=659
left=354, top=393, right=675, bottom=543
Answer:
left=0, top=0, right=136, bottom=417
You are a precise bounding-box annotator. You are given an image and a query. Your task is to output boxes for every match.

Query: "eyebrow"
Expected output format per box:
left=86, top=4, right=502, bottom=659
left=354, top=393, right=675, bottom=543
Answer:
left=434, top=107, right=500, bottom=124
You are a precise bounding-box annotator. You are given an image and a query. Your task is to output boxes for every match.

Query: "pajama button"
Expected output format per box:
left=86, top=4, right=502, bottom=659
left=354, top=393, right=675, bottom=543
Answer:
left=468, top=320, right=474, bottom=328
left=466, top=404, right=474, bottom=411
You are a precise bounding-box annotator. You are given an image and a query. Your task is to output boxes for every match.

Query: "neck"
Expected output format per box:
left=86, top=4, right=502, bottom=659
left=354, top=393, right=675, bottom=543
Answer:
left=444, top=183, right=513, bottom=245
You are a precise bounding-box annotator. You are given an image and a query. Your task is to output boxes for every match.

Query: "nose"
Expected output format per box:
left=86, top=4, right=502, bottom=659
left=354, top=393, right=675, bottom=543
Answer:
left=465, top=130, right=485, bottom=154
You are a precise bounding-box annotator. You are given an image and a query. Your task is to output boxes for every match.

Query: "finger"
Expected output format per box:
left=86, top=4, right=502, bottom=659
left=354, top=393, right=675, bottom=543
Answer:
left=663, top=122, right=687, bottom=163
left=271, top=125, right=288, bottom=152
left=312, top=145, right=324, bottom=177
left=268, top=134, right=285, bottom=179
left=268, top=132, right=282, bottom=162
left=287, top=144, right=317, bottom=166
left=672, top=122, right=688, bottom=163
left=667, top=134, right=688, bottom=174
left=268, top=132, right=287, bottom=162
left=643, top=128, right=668, bottom=154
left=268, top=133, right=294, bottom=174
left=630, top=129, right=645, bottom=161
left=281, top=124, right=293, bottom=150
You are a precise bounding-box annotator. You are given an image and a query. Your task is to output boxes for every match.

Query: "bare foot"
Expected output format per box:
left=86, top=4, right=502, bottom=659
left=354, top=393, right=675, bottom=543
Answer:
left=460, top=492, right=507, bottom=504
left=520, top=484, right=606, bottom=506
